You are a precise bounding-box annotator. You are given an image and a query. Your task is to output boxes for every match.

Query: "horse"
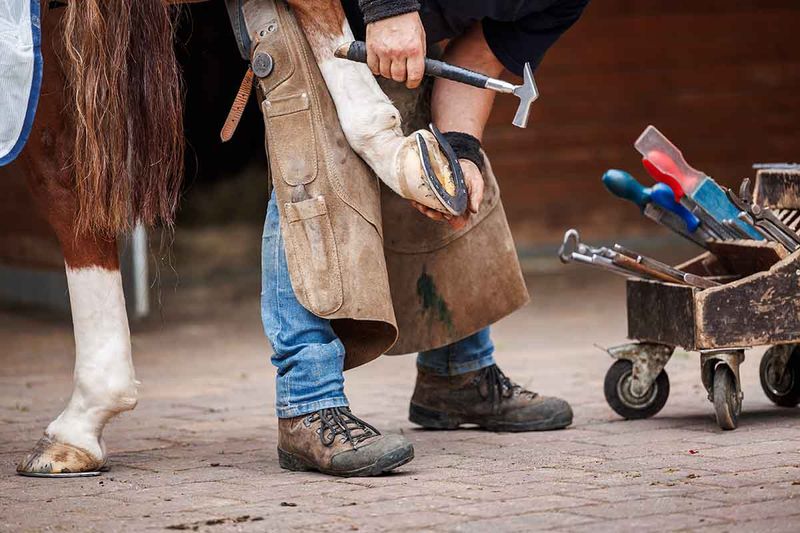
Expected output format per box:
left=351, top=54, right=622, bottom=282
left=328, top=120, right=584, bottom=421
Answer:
left=14, top=0, right=456, bottom=476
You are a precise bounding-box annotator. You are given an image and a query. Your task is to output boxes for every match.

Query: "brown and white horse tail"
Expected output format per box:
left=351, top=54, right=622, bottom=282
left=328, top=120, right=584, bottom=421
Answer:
left=61, top=0, right=185, bottom=237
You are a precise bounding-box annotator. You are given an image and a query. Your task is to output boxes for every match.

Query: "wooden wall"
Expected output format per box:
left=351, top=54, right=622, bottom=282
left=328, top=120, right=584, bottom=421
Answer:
left=484, top=0, right=800, bottom=247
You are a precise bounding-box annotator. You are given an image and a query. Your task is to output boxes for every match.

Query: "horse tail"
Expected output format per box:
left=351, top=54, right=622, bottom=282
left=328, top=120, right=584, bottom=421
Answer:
left=62, top=0, right=184, bottom=236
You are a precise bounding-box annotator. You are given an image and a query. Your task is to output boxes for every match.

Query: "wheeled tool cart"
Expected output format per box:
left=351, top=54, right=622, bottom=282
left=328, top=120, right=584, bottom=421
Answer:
left=560, top=125, right=800, bottom=430
left=604, top=165, right=800, bottom=430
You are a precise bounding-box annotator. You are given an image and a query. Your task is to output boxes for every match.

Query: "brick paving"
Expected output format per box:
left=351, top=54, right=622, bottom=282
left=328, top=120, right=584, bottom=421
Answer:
left=2, top=228, right=800, bottom=532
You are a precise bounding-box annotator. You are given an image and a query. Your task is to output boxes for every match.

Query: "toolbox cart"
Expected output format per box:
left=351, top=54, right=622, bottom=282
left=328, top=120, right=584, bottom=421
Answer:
left=604, top=166, right=800, bottom=430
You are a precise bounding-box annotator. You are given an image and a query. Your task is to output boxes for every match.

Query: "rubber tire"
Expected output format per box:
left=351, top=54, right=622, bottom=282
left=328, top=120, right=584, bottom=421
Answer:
left=713, top=365, right=740, bottom=431
left=759, top=346, right=800, bottom=407
left=604, top=359, right=670, bottom=420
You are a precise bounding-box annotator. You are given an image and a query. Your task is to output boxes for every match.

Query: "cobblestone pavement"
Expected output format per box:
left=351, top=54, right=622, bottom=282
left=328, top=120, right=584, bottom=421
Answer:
left=2, top=231, right=800, bottom=532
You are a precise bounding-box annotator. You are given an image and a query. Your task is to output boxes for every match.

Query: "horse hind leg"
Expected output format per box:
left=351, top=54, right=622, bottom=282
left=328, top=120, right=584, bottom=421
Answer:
left=16, top=225, right=138, bottom=477
left=286, top=0, right=465, bottom=215
left=15, top=219, right=138, bottom=476
left=15, top=16, right=137, bottom=475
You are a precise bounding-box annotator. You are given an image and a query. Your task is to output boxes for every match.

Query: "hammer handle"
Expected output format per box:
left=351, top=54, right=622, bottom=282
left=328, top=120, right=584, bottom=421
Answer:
left=338, top=41, right=494, bottom=90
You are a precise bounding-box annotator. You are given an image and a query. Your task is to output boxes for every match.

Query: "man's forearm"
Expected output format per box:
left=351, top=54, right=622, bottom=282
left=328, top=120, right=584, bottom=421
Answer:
left=432, top=23, right=504, bottom=141
left=358, top=0, right=420, bottom=24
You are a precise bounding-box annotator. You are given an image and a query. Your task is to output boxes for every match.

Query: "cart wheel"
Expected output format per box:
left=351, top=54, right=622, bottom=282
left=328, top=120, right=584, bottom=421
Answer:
left=760, top=346, right=800, bottom=407
left=604, top=359, right=670, bottom=420
left=712, top=365, right=741, bottom=430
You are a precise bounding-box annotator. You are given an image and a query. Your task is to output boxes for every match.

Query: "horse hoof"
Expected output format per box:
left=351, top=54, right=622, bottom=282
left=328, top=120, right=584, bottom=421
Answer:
left=399, top=129, right=467, bottom=215
left=17, top=436, right=106, bottom=477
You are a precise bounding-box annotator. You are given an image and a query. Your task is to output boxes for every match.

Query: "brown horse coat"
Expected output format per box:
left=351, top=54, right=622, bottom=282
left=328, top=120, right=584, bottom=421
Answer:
left=240, top=0, right=529, bottom=370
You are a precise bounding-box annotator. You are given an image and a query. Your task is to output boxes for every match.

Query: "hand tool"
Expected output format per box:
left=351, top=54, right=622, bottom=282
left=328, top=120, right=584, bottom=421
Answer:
left=601, top=169, right=712, bottom=247
left=723, top=219, right=753, bottom=240
left=648, top=184, right=736, bottom=240
left=649, top=183, right=701, bottom=233
left=736, top=211, right=781, bottom=244
left=610, top=251, right=691, bottom=283
left=730, top=179, right=800, bottom=251
left=335, top=41, right=538, bottom=128
left=613, top=244, right=721, bottom=289
left=635, top=125, right=763, bottom=239
left=741, top=179, right=800, bottom=245
left=559, top=230, right=719, bottom=288
left=558, top=229, right=607, bottom=263
left=568, top=252, right=637, bottom=279
left=562, top=229, right=685, bottom=283
left=642, top=204, right=710, bottom=249
left=641, top=158, right=737, bottom=240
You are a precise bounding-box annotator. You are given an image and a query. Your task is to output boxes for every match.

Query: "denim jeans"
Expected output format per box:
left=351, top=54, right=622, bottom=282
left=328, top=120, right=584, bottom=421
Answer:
left=261, top=191, right=496, bottom=418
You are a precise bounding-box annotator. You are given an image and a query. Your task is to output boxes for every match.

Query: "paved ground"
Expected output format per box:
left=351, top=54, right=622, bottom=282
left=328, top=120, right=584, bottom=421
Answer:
left=2, top=227, right=800, bottom=532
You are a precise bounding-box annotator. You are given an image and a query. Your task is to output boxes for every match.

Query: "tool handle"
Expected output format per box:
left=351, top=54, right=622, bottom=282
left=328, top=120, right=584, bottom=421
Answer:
left=339, top=41, right=492, bottom=89
left=651, top=183, right=701, bottom=232
left=612, top=254, right=683, bottom=284
left=602, top=169, right=651, bottom=209
left=635, top=125, right=705, bottom=195
left=642, top=156, right=686, bottom=201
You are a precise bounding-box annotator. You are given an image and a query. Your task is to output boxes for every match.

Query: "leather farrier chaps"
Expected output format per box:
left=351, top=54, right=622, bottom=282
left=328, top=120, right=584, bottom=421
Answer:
left=229, top=0, right=529, bottom=370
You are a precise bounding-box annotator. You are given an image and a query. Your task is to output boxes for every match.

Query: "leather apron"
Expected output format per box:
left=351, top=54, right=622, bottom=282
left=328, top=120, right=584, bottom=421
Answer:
left=235, top=0, right=529, bottom=369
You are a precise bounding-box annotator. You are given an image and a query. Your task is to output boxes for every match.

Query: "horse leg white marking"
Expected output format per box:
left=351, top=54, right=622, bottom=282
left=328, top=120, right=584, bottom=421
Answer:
left=46, top=266, right=137, bottom=464
left=309, top=22, right=452, bottom=211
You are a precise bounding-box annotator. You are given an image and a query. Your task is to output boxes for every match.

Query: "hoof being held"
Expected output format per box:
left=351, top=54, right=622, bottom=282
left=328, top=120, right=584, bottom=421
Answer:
left=398, top=127, right=467, bottom=215
left=17, top=436, right=106, bottom=477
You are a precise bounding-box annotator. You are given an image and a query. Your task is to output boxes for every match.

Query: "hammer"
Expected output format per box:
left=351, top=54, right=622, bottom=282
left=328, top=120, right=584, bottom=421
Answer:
left=334, top=41, right=538, bottom=128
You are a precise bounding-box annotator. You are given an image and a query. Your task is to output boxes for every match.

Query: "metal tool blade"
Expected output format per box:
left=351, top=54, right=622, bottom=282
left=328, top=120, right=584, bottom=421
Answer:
left=679, top=196, right=733, bottom=240
left=723, top=219, right=752, bottom=240
left=643, top=204, right=709, bottom=249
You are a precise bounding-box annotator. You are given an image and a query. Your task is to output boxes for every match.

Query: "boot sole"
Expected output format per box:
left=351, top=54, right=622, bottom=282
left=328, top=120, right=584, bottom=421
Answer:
left=409, top=403, right=572, bottom=432
left=277, top=444, right=414, bottom=477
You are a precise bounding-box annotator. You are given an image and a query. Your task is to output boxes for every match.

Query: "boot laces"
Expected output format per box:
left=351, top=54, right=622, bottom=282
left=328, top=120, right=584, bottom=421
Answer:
left=477, top=365, right=538, bottom=405
left=305, top=407, right=380, bottom=448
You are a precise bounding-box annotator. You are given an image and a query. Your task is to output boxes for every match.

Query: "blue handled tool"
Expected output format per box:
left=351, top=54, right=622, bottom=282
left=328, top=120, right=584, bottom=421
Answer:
left=650, top=183, right=700, bottom=232
left=602, top=169, right=710, bottom=249
left=601, top=169, right=652, bottom=209
left=636, top=125, right=763, bottom=239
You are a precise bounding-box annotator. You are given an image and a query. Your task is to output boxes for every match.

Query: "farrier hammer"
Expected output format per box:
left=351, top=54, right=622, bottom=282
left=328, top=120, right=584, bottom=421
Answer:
left=335, top=41, right=538, bottom=128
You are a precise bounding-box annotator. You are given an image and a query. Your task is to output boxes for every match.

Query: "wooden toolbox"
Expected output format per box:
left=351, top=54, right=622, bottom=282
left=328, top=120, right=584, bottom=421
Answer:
left=604, top=165, right=800, bottom=430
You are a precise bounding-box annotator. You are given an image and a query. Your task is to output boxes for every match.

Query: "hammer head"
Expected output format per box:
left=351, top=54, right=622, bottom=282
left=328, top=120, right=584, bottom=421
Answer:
left=512, top=63, right=538, bottom=128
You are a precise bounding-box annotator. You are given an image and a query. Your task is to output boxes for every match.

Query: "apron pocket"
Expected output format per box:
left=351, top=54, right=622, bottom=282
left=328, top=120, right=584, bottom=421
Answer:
left=284, top=196, right=343, bottom=316
left=263, top=94, right=318, bottom=186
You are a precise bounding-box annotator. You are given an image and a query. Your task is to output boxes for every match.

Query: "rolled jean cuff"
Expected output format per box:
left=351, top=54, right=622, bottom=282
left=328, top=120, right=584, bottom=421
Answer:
left=275, top=397, right=349, bottom=419
left=418, top=352, right=496, bottom=377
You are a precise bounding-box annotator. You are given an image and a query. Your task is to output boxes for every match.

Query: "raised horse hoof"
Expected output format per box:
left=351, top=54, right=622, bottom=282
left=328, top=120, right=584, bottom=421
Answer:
left=17, top=436, right=106, bottom=478
left=409, top=124, right=468, bottom=216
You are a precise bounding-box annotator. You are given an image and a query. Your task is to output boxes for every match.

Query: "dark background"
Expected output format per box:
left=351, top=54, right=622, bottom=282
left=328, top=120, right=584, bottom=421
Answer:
left=174, top=0, right=800, bottom=248
left=1, top=0, right=799, bottom=270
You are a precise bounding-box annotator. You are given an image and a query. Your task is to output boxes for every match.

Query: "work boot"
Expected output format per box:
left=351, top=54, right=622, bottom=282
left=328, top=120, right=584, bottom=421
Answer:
left=409, top=364, right=573, bottom=432
left=277, top=407, right=414, bottom=477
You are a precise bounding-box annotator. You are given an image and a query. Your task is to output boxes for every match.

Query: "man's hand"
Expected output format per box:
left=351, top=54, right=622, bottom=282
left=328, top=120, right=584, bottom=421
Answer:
left=365, top=12, right=426, bottom=89
left=411, top=159, right=485, bottom=230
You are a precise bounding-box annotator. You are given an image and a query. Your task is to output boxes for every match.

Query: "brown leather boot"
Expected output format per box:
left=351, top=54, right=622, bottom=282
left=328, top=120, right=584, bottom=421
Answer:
left=409, top=365, right=573, bottom=432
left=277, top=407, right=414, bottom=477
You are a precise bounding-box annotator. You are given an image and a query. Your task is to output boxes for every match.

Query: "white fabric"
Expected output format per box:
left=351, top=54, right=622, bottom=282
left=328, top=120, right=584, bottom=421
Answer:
left=0, top=0, right=37, bottom=164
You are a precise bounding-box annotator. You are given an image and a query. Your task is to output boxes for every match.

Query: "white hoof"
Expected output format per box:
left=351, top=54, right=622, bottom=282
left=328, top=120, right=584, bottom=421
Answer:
left=17, top=436, right=106, bottom=476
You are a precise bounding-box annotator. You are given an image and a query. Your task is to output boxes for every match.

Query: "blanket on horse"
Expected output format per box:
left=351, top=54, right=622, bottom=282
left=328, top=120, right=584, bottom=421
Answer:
left=0, top=0, right=42, bottom=166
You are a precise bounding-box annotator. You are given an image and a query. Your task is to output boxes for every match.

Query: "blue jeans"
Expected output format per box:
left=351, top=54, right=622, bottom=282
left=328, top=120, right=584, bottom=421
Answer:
left=261, top=191, right=496, bottom=418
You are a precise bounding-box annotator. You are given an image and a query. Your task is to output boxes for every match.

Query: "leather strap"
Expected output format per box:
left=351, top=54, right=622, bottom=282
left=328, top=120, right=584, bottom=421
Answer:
left=220, top=67, right=254, bottom=142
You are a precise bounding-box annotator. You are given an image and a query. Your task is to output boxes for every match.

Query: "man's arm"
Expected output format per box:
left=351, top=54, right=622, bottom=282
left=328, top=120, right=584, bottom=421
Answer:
left=359, top=1, right=426, bottom=88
